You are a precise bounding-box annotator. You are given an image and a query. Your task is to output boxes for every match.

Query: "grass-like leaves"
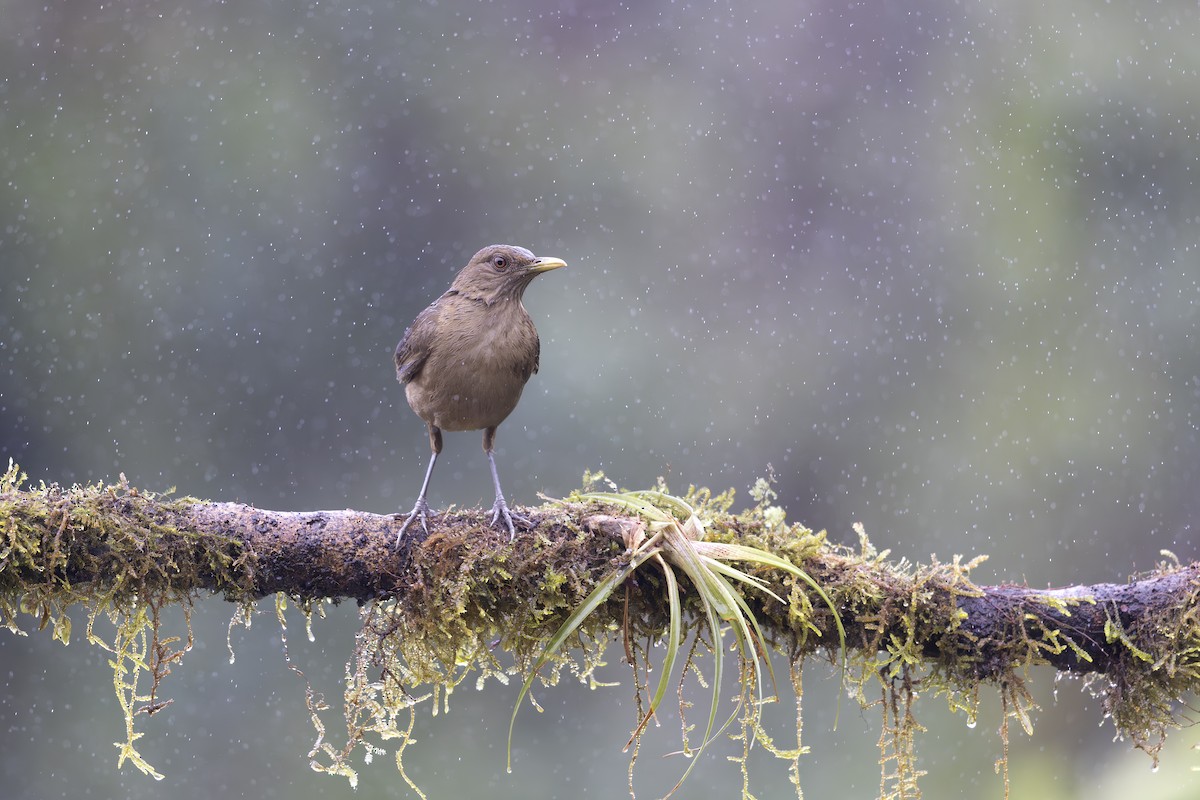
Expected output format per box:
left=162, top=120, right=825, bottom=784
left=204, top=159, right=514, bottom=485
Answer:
left=507, top=490, right=846, bottom=797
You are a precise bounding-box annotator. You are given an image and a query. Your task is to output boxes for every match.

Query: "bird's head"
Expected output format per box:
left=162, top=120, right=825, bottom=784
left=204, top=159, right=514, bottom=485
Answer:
left=450, top=244, right=566, bottom=304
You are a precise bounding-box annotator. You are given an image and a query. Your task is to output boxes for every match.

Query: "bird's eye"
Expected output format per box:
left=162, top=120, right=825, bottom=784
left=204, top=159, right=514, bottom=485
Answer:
left=492, top=255, right=508, bottom=269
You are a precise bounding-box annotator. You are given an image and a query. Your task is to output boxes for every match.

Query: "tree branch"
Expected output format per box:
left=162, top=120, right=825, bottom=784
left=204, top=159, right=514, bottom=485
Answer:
left=4, top=471, right=1198, bottom=792
left=3, top=477, right=1197, bottom=681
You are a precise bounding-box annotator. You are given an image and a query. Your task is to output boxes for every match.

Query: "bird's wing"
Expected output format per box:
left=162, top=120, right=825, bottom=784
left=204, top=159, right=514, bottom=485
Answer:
left=394, top=295, right=446, bottom=384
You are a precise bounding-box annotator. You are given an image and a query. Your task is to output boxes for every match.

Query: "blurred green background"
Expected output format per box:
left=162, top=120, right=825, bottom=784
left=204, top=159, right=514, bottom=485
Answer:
left=2, top=1, right=1198, bottom=798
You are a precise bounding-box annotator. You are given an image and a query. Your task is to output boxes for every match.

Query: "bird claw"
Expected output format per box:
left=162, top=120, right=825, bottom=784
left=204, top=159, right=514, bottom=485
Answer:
left=395, top=498, right=432, bottom=544
left=490, top=497, right=531, bottom=541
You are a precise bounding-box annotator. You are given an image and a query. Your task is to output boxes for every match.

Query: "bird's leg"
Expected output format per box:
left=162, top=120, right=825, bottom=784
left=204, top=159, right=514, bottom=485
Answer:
left=396, top=426, right=442, bottom=544
left=484, top=427, right=530, bottom=540
left=396, top=451, right=437, bottom=542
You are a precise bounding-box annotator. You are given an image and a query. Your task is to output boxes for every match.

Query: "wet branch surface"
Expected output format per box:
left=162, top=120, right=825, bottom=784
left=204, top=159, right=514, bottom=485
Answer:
left=4, top=486, right=1198, bottom=682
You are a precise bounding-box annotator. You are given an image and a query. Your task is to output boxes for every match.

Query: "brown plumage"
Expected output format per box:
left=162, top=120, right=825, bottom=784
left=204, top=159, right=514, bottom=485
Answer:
left=394, top=244, right=566, bottom=541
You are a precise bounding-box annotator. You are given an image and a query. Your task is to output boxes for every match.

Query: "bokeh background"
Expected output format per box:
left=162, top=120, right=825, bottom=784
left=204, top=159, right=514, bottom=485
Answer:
left=2, top=1, right=1198, bottom=798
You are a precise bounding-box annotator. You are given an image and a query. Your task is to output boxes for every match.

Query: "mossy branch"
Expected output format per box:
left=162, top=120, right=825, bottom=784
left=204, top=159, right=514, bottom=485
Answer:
left=3, top=476, right=1196, bottom=680
left=2, top=466, right=1198, bottom=797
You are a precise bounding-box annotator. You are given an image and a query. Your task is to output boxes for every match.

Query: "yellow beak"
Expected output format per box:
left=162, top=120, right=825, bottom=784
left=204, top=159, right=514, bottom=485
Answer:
left=527, top=256, right=567, bottom=274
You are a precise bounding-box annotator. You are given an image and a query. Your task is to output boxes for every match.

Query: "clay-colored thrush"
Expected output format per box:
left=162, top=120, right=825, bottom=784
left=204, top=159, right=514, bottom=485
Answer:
left=394, top=244, right=566, bottom=542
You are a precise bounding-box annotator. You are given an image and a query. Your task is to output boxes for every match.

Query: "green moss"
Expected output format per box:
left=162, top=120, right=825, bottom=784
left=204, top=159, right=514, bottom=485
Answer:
left=0, top=461, right=230, bottom=777
left=3, top=461, right=1198, bottom=799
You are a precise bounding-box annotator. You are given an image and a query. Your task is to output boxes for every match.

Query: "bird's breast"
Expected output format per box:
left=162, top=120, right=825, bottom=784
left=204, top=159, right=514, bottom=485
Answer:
left=405, top=301, right=540, bottom=432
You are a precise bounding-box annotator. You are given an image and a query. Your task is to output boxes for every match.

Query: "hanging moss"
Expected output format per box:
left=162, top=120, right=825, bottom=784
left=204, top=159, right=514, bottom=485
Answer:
left=2, top=461, right=1198, bottom=798
left=0, top=462, right=244, bottom=776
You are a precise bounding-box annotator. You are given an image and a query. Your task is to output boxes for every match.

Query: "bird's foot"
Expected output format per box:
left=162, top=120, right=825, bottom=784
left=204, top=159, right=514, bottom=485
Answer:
left=395, top=497, right=432, bottom=544
left=490, top=496, right=531, bottom=541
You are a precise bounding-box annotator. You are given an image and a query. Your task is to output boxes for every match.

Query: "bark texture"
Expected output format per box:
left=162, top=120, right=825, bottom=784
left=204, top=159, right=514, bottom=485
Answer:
left=3, top=483, right=1197, bottom=682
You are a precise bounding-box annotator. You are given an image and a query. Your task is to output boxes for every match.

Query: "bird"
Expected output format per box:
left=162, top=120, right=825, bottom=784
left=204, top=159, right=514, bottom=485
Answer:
left=394, top=244, right=566, bottom=543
